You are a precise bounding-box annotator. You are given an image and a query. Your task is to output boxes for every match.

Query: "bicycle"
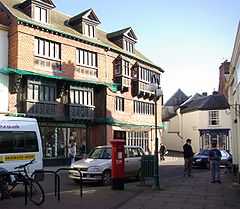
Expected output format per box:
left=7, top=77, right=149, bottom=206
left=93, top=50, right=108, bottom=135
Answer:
left=0, top=160, right=45, bottom=206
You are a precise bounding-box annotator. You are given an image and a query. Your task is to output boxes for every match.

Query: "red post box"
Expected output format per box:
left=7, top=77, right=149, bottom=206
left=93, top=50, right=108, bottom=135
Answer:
left=111, top=139, right=125, bottom=190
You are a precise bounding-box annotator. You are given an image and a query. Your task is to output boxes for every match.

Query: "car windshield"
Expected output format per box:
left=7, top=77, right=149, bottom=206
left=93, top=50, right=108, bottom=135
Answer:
left=88, top=148, right=112, bottom=159
left=199, top=150, right=209, bottom=156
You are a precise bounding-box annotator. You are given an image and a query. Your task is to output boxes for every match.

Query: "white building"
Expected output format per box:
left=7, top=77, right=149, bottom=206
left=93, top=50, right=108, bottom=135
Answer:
left=162, top=90, right=231, bottom=153
left=0, top=24, right=9, bottom=113
left=227, top=22, right=240, bottom=179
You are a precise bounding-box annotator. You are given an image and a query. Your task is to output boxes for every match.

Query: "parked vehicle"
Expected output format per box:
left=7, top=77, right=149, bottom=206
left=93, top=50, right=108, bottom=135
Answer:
left=0, top=116, right=43, bottom=175
left=192, top=149, right=232, bottom=169
left=69, top=145, right=145, bottom=185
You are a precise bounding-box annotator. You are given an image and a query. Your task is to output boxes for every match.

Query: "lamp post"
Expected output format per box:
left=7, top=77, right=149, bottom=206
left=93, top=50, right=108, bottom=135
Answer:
left=149, top=80, right=162, bottom=190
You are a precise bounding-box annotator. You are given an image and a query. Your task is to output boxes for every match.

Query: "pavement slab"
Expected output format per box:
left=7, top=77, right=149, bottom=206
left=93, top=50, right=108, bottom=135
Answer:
left=1, top=159, right=240, bottom=209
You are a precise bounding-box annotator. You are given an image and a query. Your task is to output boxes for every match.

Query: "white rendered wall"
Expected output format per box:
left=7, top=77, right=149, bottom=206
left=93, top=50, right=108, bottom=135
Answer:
left=0, top=25, right=9, bottom=113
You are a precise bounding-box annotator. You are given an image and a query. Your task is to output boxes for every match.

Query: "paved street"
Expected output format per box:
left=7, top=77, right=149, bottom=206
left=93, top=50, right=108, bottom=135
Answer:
left=1, top=157, right=240, bottom=209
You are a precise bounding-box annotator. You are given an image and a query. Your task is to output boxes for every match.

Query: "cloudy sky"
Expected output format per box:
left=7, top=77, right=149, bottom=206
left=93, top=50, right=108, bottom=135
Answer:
left=54, top=0, right=240, bottom=101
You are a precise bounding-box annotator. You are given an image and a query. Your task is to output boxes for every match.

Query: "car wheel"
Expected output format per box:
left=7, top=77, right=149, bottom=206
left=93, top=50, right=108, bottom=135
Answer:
left=136, top=169, right=142, bottom=181
left=102, top=170, right=111, bottom=186
left=206, top=162, right=210, bottom=170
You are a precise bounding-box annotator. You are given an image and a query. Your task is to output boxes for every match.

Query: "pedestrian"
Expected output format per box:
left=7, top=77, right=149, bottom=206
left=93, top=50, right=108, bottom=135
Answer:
left=68, top=140, right=77, bottom=166
left=183, top=139, right=194, bottom=177
left=160, top=143, right=167, bottom=160
left=209, top=142, right=222, bottom=183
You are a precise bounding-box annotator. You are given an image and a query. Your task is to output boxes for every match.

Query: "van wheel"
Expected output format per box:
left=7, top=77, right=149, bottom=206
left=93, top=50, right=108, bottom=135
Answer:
left=73, top=179, right=80, bottom=184
left=102, top=170, right=111, bottom=186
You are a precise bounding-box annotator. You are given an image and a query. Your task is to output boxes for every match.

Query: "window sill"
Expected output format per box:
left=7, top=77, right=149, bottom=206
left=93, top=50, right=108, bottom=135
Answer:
left=26, top=100, right=58, bottom=105
left=76, top=64, right=98, bottom=70
left=34, top=55, right=61, bottom=62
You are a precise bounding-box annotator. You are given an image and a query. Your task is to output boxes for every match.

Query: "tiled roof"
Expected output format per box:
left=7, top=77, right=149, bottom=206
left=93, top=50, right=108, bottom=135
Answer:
left=0, top=0, right=163, bottom=72
left=180, top=94, right=230, bottom=113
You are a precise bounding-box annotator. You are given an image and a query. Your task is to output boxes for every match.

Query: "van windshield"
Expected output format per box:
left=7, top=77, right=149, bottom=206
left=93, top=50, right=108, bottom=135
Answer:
left=88, top=148, right=112, bottom=159
left=0, top=131, right=39, bottom=154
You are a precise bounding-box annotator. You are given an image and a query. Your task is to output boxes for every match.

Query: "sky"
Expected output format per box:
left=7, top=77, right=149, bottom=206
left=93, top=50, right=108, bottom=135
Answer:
left=54, top=0, right=240, bottom=101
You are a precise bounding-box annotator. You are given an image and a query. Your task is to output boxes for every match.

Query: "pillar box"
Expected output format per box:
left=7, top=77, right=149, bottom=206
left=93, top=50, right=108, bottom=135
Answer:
left=111, top=139, right=125, bottom=190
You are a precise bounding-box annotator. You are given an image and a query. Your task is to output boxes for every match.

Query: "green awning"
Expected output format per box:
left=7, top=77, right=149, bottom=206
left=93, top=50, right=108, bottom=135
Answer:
left=95, top=117, right=165, bottom=129
left=0, top=67, right=118, bottom=92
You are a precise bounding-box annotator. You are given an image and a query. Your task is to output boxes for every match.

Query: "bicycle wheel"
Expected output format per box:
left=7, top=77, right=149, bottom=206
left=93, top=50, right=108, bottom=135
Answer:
left=28, top=180, right=45, bottom=206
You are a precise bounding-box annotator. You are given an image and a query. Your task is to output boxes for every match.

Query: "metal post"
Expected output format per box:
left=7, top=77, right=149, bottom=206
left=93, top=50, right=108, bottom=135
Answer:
left=153, top=90, right=160, bottom=189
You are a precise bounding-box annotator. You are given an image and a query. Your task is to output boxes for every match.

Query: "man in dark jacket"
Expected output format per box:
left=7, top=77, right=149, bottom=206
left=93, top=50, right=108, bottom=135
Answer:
left=209, top=142, right=222, bottom=183
left=183, top=139, right=194, bottom=177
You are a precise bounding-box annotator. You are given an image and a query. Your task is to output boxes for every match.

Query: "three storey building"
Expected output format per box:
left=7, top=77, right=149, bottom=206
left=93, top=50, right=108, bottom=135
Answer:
left=0, top=0, right=164, bottom=164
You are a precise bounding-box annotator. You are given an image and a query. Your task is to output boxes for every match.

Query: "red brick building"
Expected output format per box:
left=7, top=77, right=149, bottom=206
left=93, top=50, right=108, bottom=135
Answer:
left=0, top=0, right=164, bottom=164
left=218, top=60, right=230, bottom=99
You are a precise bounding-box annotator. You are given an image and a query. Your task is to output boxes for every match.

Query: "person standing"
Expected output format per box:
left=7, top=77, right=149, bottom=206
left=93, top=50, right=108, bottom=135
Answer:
left=209, top=142, right=222, bottom=183
left=183, top=139, right=194, bottom=177
left=160, top=143, right=167, bottom=160
left=68, top=140, right=77, bottom=166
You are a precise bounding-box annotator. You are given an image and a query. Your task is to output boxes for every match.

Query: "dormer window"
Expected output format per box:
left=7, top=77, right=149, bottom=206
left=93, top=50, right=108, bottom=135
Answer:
left=68, top=9, right=101, bottom=39
left=107, top=27, right=137, bottom=54
left=84, top=24, right=95, bottom=38
left=16, top=0, right=55, bottom=24
left=123, top=39, right=134, bottom=53
left=34, top=6, right=48, bottom=23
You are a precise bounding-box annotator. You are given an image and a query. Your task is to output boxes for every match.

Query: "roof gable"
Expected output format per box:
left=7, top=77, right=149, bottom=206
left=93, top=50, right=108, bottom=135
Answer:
left=107, top=27, right=137, bottom=42
left=18, top=0, right=56, bottom=8
left=69, top=8, right=100, bottom=26
left=165, top=89, right=189, bottom=107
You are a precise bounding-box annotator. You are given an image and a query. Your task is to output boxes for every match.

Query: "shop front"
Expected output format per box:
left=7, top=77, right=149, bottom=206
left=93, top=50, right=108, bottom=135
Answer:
left=39, top=122, right=88, bottom=166
left=199, top=129, right=231, bottom=151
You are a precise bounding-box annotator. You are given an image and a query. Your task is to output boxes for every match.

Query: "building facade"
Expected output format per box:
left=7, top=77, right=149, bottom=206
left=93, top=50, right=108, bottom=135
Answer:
left=0, top=24, right=8, bottom=113
left=227, top=22, right=240, bottom=180
left=162, top=91, right=231, bottom=153
left=0, top=0, right=163, bottom=164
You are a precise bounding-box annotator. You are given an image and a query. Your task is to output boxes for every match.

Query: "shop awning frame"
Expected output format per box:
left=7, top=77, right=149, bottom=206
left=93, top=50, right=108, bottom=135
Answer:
left=0, top=67, right=119, bottom=92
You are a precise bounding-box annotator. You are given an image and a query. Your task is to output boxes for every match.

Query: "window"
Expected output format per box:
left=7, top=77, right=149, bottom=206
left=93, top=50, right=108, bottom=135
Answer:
left=139, top=67, right=160, bottom=84
left=70, top=87, right=94, bottom=106
left=115, top=97, right=125, bottom=112
left=123, top=60, right=130, bottom=77
left=0, top=131, right=39, bottom=154
left=76, top=49, right=98, bottom=68
left=27, top=81, right=56, bottom=102
left=209, top=111, right=219, bottom=126
left=134, top=101, right=154, bottom=115
left=123, top=39, right=134, bottom=53
left=34, top=38, right=61, bottom=60
left=34, top=6, right=48, bottom=23
left=84, top=24, right=95, bottom=38
left=126, top=131, right=149, bottom=152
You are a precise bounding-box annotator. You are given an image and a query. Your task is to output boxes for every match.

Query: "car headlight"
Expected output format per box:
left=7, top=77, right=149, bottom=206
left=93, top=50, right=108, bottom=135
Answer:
left=87, top=166, right=101, bottom=172
left=196, top=159, right=202, bottom=162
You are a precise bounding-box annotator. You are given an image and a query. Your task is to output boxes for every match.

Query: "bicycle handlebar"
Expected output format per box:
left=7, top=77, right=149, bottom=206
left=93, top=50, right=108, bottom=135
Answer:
left=14, top=159, right=35, bottom=170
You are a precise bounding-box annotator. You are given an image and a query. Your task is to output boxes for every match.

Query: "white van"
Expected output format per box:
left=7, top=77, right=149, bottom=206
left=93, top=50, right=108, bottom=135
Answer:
left=0, top=116, right=43, bottom=174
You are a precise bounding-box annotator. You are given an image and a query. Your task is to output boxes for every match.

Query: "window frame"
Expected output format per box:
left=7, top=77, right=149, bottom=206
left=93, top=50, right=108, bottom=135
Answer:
left=208, top=110, right=220, bottom=126
left=115, top=97, right=125, bottom=112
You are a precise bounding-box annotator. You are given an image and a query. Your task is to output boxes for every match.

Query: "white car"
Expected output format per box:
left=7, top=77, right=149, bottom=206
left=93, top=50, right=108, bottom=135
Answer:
left=69, top=145, right=145, bottom=185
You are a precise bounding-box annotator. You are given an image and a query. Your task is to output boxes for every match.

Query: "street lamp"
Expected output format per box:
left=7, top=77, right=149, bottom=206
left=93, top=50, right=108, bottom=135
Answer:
left=149, top=79, right=163, bottom=190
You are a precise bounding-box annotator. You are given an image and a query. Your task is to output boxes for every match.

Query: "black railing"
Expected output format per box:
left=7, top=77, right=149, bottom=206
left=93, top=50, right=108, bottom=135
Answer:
left=26, top=101, right=57, bottom=118
left=69, top=104, right=95, bottom=120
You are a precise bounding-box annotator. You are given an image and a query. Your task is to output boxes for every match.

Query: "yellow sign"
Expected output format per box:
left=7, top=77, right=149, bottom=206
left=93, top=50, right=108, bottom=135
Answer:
left=0, top=154, right=35, bottom=162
